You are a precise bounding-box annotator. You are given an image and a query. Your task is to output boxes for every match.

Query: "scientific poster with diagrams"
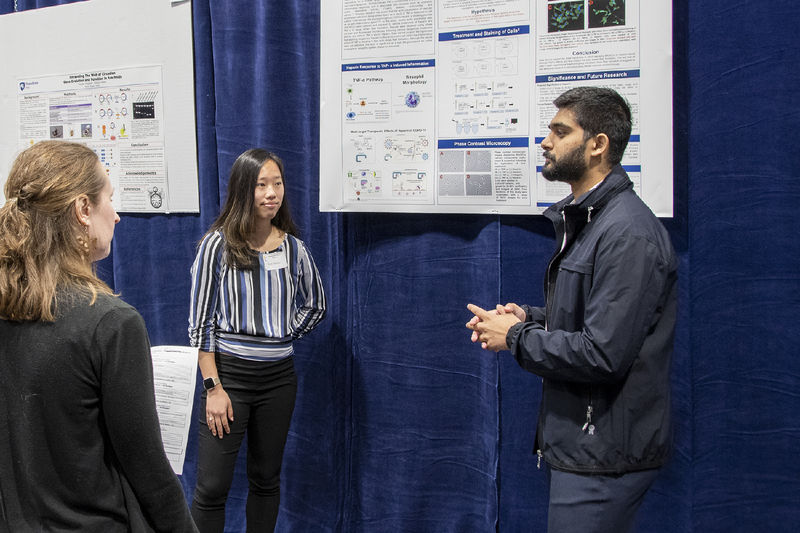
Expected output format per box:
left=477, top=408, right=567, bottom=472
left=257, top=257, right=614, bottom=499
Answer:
left=0, top=0, right=198, bottom=212
left=17, top=65, right=169, bottom=212
left=320, top=0, right=673, bottom=216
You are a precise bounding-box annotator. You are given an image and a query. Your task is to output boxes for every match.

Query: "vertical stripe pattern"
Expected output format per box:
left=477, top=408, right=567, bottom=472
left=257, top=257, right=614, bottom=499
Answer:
left=189, top=231, right=326, bottom=361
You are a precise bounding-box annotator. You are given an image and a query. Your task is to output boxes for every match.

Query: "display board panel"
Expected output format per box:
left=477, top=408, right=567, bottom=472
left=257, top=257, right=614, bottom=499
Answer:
left=320, top=0, right=673, bottom=216
left=0, top=0, right=198, bottom=213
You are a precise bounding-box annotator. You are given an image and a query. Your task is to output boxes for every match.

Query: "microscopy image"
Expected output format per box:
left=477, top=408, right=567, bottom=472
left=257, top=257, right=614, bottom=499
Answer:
left=439, top=150, right=465, bottom=172
left=438, top=174, right=465, bottom=196
left=548, top=1, right=585, bottom=33
left=466, top=174, right=493, bottom=196
left=589, top=0, right=625, bottom=28
left=465, top=150, right=491, bottom=173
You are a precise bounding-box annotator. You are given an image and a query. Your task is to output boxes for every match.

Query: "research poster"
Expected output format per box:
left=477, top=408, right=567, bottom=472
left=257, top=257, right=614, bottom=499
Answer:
left=17, top=65, right=170, bottom=213
left=320, top=0, right=673, bottom=216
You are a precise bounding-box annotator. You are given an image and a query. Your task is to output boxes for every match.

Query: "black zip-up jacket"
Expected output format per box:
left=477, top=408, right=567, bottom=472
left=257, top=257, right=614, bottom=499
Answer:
left=505, top=165, right=678, bottom=474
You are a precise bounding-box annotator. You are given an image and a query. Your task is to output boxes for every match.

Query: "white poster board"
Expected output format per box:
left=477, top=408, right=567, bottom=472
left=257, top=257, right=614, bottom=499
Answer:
left=320, top=0, right=673, bottom=216
left=0, top=0, right=198, bottom=213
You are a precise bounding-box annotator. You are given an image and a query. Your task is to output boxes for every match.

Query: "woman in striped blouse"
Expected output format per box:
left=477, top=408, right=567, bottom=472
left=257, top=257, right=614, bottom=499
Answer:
left=188, top=148, right=326, bottom=532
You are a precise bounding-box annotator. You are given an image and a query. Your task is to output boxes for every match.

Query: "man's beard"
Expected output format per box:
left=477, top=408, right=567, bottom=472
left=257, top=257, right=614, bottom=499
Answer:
left=541, top=141, right=588, bottom=183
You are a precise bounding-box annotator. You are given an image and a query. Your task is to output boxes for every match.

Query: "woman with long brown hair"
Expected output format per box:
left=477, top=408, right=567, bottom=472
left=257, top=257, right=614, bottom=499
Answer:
left=0, top=141, right=196, bottom=532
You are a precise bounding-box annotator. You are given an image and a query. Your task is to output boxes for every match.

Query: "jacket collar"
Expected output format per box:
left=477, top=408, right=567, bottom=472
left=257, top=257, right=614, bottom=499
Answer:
left=543, top=164, right=633, bottom=223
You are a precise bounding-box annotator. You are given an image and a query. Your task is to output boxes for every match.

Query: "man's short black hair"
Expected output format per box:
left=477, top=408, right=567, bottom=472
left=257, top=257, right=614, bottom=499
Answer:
left=553, top=87, right=632, bottom=166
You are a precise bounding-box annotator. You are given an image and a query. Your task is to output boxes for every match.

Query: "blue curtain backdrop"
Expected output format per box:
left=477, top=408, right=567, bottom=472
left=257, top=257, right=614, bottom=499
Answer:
left=2, top=1, right=799, bottom=531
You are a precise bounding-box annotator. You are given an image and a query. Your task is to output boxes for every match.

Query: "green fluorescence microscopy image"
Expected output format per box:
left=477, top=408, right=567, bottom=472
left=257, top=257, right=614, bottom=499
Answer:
left=589, top=0, right=625, bottom=28
left=548, top=1, right=585, bottom=33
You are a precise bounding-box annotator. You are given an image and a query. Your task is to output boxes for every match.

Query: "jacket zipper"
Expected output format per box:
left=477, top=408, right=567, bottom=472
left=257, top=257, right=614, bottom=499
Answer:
left=539, top=205, right=597, bottom=468
left=581, top=405, right=594, bottom=435
left=538, top=192, right=606, bottom=468
left=581, top=388, right=595, bottom=435
left=544, top=211, right=568, bottom=332
left=538, top=211, right=568, bottom=468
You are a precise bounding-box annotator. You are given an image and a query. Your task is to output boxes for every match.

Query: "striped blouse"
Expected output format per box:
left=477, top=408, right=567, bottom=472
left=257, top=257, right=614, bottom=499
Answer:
left=188, top=230, right=326, bottom=361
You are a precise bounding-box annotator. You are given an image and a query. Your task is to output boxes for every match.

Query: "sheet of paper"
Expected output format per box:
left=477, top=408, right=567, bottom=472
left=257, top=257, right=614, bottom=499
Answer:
left=151, top=345, right=197, bottom=475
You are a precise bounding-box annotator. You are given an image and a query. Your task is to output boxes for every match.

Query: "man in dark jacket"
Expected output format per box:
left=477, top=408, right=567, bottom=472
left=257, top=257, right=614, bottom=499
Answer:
left=467, top=87, right=677, bottom=533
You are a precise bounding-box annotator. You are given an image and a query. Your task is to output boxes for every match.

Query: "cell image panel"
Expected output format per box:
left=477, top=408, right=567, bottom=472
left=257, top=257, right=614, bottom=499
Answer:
left=548, top=1, right=585, bottom=33
left=439, top=149, right=465, bottom=172
left=465, top=150, right=491, bottom=172
left=466, top=174, right=493, bottom=196
left=438, top=174, right=465, bottom=196
left=405, top=91, right=421, bottom=108
left=589, top=0, right=625, bottom=28
left=133, top=101, right=156, bottom=119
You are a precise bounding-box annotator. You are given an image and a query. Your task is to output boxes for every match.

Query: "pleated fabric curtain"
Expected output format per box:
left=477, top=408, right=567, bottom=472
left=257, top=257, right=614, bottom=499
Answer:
left=3, top=1, right=800, bottom=532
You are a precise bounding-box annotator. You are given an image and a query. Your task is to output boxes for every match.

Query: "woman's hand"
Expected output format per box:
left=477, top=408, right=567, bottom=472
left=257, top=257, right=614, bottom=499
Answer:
left=205, top=387, right=234, bottom=438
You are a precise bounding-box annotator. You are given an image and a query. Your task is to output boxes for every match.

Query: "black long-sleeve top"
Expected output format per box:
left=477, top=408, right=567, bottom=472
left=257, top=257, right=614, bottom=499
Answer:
left=0, top=292, right=197, bottom=532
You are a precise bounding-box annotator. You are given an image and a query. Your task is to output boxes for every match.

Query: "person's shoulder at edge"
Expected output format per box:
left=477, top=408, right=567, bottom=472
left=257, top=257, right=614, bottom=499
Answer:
left=56, top=289, right=141, bottom=325
left=600, top=187, right=669, bottom=236
left=596, top=192, right=678, bottom=272
left=200, top=229, right=224, bottom=246
left=285, top=232, right=305, bottom=247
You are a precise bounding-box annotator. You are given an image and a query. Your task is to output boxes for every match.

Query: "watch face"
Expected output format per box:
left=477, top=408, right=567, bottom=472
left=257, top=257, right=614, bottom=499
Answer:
left=204, top=377, right=217, bottom=390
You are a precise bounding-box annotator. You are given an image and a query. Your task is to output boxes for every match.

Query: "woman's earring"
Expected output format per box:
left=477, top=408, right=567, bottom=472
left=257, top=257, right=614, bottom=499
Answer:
left=78, top=224, right=90, bottom=256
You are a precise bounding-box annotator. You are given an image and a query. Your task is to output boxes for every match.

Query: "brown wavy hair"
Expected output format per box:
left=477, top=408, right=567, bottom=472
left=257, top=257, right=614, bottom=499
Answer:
left=205, top=148, right=299, bottom=269
left=0, top=141, right=112, bottom=321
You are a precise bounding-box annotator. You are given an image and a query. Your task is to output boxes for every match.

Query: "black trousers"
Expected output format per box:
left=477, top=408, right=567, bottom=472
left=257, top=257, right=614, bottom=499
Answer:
left=191, top=354, right=296, bottom=533
left=547, top=467, right=660, bottom=533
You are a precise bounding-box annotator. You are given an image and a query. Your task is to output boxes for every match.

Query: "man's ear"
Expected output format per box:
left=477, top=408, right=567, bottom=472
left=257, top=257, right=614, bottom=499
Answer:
left=74, top=194, right=91, bottom=226
left=590, top=133, right=610, bottom=158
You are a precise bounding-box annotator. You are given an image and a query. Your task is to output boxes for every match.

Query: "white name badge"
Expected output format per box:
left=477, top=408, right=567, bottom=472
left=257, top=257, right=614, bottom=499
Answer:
left=264, top=251, right=288, bottom=271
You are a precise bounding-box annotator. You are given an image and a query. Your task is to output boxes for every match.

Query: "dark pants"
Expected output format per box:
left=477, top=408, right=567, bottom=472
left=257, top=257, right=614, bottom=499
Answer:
left=191, top=354, right=297, bottom=533
left=547, top=467, right=660, bottom=533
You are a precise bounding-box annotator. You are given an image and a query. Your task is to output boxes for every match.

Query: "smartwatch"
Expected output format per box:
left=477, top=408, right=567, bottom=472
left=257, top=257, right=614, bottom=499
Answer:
left=203, top=376, right=221, bottom=391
